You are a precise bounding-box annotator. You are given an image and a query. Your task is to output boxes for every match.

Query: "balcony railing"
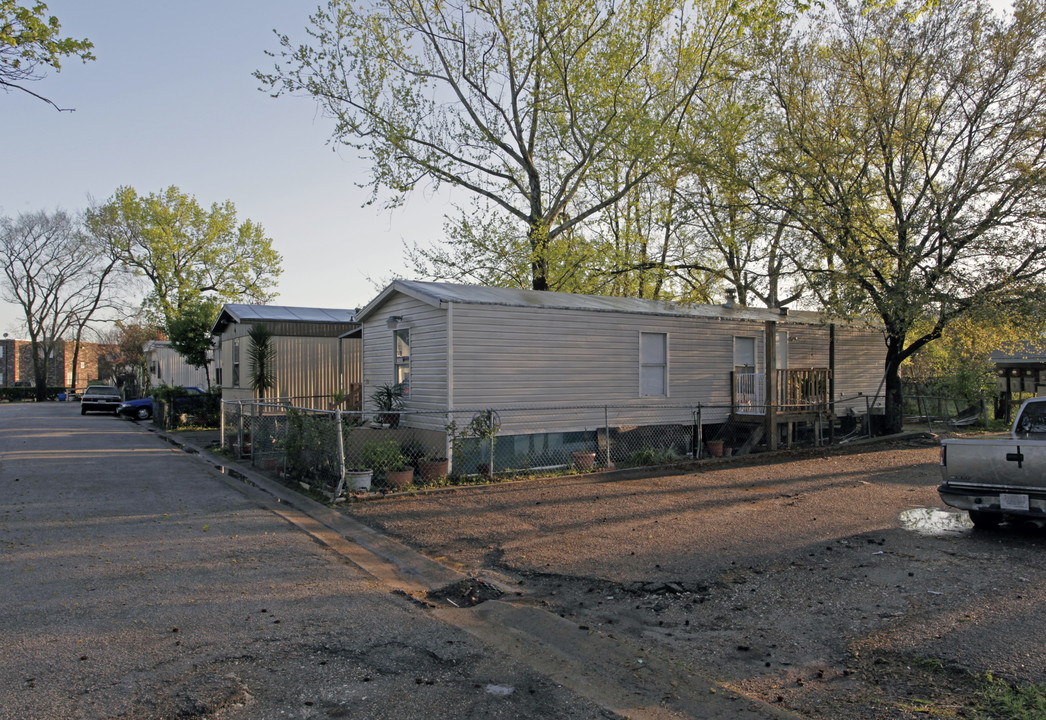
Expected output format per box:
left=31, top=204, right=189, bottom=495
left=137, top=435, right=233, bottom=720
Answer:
left=733, top=368, right=832, bottom=414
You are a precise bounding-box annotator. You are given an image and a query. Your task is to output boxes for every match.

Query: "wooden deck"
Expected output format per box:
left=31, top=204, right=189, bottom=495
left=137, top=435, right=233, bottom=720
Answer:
left=732, top=368, right=832, bottom=415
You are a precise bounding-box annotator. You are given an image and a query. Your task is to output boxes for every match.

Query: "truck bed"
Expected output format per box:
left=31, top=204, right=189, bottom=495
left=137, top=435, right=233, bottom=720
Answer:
left=939, top=433, right=1046, bottom=526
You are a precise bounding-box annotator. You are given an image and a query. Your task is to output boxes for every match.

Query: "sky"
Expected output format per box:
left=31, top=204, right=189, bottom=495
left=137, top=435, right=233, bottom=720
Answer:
left=0, top=0, right=451, bottom=337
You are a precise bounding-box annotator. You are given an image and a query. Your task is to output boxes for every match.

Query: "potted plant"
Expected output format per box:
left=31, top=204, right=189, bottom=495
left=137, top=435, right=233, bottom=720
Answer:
left=369, top=383, right=405, bottom=427
left=360, top=439, right=408, bottom=488
left=417, top=455, right=449, bottom=482
left=384, top=460, right=414, bottom=489
left=572, top=450, right=597, bottom=471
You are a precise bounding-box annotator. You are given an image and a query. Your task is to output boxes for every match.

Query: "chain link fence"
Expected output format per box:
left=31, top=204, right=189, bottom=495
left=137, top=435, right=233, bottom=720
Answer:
left=222, top=396, right=889, bottom=498
left=902, top=394, right=989, bottom=432
left=154, top=392, right=219, bottom=430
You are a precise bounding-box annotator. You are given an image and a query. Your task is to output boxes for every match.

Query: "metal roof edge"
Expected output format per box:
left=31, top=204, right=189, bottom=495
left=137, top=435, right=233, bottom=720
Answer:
left=355, top=280, right=444, bottom=322
left=210, top=306, right=239, bottom=335
left=211, top=303, right=358, bottom=335
left=354, top=280, right=880, bottom=328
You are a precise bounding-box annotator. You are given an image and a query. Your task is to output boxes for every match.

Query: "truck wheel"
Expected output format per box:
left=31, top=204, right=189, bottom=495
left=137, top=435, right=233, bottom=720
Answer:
left=968, top=510, right=1001, bottom=529
left=80, top=406, right=86, bottom=416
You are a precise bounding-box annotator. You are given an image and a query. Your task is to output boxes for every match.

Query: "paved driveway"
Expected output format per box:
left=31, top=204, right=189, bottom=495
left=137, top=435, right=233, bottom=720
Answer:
left=0, top=403, right=606, bottom=720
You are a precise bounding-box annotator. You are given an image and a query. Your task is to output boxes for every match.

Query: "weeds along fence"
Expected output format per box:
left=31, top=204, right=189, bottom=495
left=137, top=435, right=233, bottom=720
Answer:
left=221, top=398, right=884, bottom=497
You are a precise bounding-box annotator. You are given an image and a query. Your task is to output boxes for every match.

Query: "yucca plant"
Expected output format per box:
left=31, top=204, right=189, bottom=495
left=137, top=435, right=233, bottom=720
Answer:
left=247, top=323, right=276, bottom=398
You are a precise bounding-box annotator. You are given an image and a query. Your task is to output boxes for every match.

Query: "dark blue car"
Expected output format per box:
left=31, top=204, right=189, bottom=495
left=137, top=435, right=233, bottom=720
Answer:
left=117, top=387, right=204, bottom=421
left=116, top=397, right=155, bottom=420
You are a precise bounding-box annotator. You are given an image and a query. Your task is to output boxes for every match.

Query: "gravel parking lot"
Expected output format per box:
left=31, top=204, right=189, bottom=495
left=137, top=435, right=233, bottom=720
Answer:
left=345, top=436, right=1046, bottom=719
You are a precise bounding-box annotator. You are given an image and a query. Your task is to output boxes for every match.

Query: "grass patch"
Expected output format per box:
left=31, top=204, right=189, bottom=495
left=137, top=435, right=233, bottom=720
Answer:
left=976, top=672, right=1046, bottom=720
left=836, top=651, right=1046, bottom=720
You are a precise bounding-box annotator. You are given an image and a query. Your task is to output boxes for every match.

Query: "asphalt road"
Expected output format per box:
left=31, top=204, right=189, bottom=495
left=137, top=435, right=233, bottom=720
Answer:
left=0, top=403, right=615, bottom=720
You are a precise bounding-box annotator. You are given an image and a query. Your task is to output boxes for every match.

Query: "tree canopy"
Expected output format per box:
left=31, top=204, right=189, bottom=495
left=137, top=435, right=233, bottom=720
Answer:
left=754, top=0, right=1046, bottom=431
left=0, top=210, right=120, bottom=399
left=258, top=0, right=774, bottom=291
left=86, top=186, right=283, bottom=330
left=166, top=299, right=219, bottom=389
left=260, top=0, right=1046, bottom=430
left=0, top=1, right=94, bottom=110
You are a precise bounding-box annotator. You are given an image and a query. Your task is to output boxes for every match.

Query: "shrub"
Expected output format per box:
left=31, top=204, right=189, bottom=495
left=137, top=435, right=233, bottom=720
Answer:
left=625, top=447, right=683, bottom=467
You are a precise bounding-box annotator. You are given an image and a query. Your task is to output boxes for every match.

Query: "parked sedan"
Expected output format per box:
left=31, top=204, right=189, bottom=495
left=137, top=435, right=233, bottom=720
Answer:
left=116, top=397, right=154, bottom=421
left=118, top=387, right=205, bottom=422
left=80, top=385, right=122, bottom=415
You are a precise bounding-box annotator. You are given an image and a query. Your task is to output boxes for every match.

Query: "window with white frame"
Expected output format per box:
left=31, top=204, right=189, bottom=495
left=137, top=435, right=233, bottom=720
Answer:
left=232, top=338, right=240, bottom=388
left=640, top=332, right=668, bottom=397
left=734, top=336, right=756, bottom=373
left=394, top=328, right=410, bottom=396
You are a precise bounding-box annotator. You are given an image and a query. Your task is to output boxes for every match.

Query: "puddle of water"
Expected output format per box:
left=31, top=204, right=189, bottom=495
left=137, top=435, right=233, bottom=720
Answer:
left=900, top=508, right=973, bottom=535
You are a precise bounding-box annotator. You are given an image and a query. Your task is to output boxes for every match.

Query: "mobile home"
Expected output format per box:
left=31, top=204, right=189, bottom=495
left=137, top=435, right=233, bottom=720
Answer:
left=212, top=304, right=361, bottom=406
left=356, top=281, right=886, bottom=467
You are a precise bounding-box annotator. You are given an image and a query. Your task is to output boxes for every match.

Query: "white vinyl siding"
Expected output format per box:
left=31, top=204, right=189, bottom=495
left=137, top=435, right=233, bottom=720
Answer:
left=359, top=287, right=888, bottom=434
left=361, top=294, right=448, bottom=428
left=639, top=332, right=668, bottom=397
left=445, top=305, right=753, bottom=417
left=145, top=342, right=210, bottom=389
left=833, top=325, right=887, bottom=412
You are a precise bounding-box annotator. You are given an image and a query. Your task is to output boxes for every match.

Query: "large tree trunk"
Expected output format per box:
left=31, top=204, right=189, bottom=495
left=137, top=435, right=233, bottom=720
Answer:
left=32, top=343, right=48, bottom=403
left=528, top=221, right=549, bottom=291
left=882, top=335, right=906, bottom=435
left=69, top=338, right=82, bottom=393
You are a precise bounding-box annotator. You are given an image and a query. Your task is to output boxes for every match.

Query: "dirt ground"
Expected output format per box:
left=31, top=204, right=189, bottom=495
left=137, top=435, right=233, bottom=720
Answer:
left=343, top=436, right=1046, bottom=719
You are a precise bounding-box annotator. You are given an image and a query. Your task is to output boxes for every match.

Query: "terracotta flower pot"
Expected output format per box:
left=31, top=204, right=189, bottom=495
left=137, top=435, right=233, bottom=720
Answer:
left=417, top=459, right=449, bottom=482
left=384, top=468, right=414, bottom=489
left=572, top=451, right=597, bottom=471
left=707, top=440, right=724, bottom=457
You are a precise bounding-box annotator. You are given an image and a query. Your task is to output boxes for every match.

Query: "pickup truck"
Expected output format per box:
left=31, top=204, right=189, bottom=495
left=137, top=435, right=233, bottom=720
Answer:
left=939, top=397, right=1046, bottom=528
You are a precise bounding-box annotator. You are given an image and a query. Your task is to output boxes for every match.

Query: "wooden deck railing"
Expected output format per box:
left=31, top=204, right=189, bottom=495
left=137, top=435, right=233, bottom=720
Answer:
left=733, top=368, right=832, bottom=413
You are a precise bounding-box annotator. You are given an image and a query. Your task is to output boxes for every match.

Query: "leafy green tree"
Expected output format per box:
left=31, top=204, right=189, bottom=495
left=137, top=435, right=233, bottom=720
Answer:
left=0, top=210, right=120, bottom=400
left=166, top=300, right=219, bottom=389
left=86, top=186, right=282, bottom=329
left=1, top=1, right=94, bottom=110
left=757, top=0, right=1046, bottom=433
left=674, top=78, right=808, bottom=308
left=258, top=0, right=767, bottom=291
left=905, top=302, right=1046, bottom=404
left=580, top=158, right=716, bottom=302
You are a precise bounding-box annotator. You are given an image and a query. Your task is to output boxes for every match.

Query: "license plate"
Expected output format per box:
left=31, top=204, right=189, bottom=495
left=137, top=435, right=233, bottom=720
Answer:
left=1000, top=493, right=1030, bottom=512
